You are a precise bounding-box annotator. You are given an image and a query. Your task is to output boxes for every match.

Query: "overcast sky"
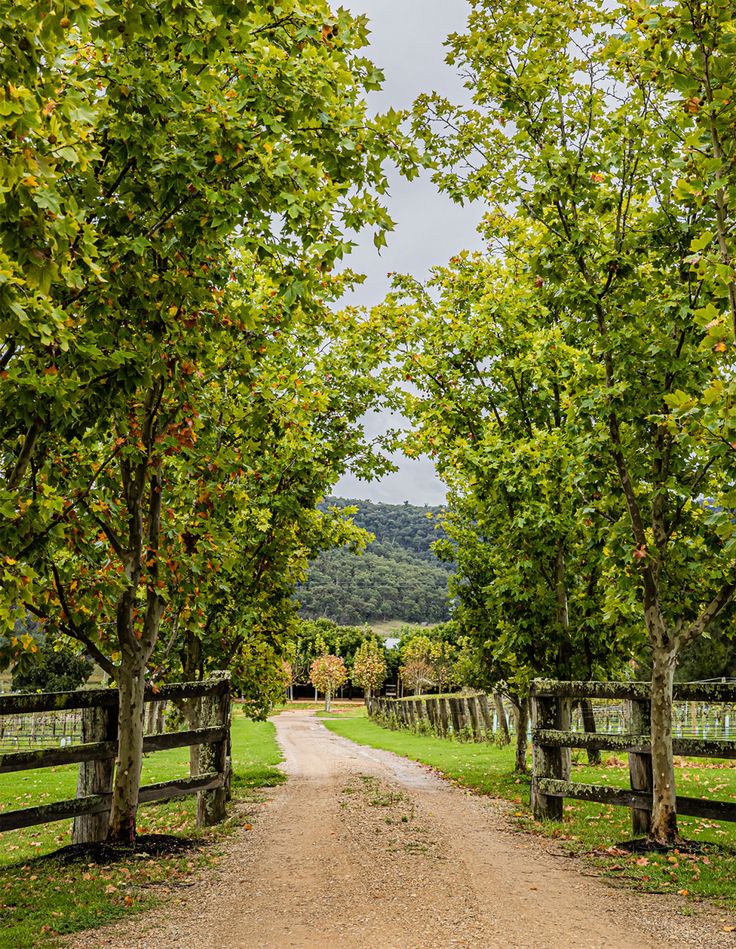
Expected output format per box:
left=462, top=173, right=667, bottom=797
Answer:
left=332, top=0, right=484, bottom=506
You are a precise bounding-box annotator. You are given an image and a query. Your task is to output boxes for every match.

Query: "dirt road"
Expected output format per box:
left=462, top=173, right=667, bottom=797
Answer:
left=73, top=710, right=735, bottom=949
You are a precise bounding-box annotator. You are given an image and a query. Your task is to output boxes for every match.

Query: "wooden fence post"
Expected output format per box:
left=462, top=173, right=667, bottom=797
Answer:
left=477, top=696, right=487, bottom=738
left=467, top=697, right=483, bottom=740
left=560, top=697, right=572, bottom=780
left=437, top=698, right=449, bottom=737
left=478, top=695, right=494, bottom=738
left=72, top=704, right=117, bottom=844
left=424, top=697, right=436, bottom=733
left=494, top=692, right=511, bottom=744
left=459, top=697, right=472, bottom=738
left=459, top=697, right=470, bottom=735
left=448, top=697, right=461, bottom=736
left=196, top=671, right=231, bottom=827
left=531, top=686, right=565, bottom=821
left=624, top=696, right=652, bottom=835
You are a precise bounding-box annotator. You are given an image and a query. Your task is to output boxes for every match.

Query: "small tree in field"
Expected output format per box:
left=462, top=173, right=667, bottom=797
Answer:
left=352, top=639, right=387, bottom=699
left=400, top=657, right=435, bottom=697
left=310, top=654, right=347, bottom=712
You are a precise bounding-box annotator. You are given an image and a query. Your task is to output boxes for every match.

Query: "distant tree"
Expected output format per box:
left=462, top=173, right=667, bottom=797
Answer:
left=11, top=639, right=92, bottom=694
left=310, top=654, right=347, bottom=712
left=400, top=657, right=435, bottom=696
left=282, top=661, right=294, bottom=701
left=429, top=640, right=458, bottom=694
left=352, top=639, right=387, bottom=699
left=292, top=618, right=377, bottom=691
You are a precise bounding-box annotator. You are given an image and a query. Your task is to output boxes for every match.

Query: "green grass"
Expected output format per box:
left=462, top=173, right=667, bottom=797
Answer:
left=370, top=620, right=413, bottom=637
left=0, top=708, right=284, bottom=948
left=323, top=709, right=736, bottom=915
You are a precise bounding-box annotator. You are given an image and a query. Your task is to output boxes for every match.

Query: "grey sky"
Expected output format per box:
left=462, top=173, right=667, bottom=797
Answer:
left=333, top=0, right=483, bottom=506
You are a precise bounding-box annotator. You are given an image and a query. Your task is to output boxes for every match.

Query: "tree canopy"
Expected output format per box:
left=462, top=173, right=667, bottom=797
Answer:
left=1, top=0, right=417, bottom=843
left=393, top=0, right=736, bottom=842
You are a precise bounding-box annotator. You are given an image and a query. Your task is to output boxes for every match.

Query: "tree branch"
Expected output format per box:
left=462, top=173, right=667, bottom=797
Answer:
left=6, top=419, right=42, bottom=491
left=680, top=578, right=736, bottom=647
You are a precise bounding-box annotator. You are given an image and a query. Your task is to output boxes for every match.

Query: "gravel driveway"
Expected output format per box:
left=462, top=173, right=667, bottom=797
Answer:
left=69, top=709, right=736, bottom=948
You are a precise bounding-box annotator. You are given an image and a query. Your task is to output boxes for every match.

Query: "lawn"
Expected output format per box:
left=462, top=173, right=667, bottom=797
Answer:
left=0, top=707, right=284, bottom=948
left=322, top=708, right=736, bottom=916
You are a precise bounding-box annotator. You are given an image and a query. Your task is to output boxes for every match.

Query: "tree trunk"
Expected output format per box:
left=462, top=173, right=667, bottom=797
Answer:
left=513, top=696, right=529, bottom=774
left=325, top=689, right=331, bottom=713
left=580, top=698, right=601, bottom=765
left=649, top=644, right=678, bottom=844
left=493, top=692, right=510, bottom=745
left=108, top=652, right=147, bottom=843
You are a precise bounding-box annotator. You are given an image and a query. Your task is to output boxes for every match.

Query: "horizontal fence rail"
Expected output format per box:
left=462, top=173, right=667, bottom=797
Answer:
left=531, top=678, right=736, bottom=834
left=532, top=678, right=736, bottom=703
left=0, top=673, right=231, bottom=840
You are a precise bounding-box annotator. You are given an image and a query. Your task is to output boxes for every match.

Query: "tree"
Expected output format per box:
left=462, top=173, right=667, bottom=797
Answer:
left=291, top=617, right=378, bottom=692
left=399, top=657, right=435, bottom=697
left=352, top=638, right=387, bottom=698
left=310, top=653, right=347, bottom=711
left=11, top=637, right=92, bottom=694
left=428, top=638, right=458, bottom=694
left=0, top=612, right=93, bottom=693
left=412, top=0, right=736, bottom=841
left=386, top=253, right=637, bottom=772
left=0, top=0, right=132, bottom=634
left=2, top=0, right=416, bottom=842
left=398, top=634, right=437, bottom=695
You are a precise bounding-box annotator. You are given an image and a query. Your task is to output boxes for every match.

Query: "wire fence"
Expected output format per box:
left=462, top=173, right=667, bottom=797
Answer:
left=0, top=701, right=170, bottom=752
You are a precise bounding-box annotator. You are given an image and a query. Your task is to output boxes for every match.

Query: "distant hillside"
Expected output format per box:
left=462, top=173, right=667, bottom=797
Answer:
left=297, top=498, right=454, bottom=626
left=326, top=497, right=447, bottom=563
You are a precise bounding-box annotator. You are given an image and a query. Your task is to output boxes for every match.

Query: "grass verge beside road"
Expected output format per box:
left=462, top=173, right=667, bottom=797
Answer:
left=0, top=709, right=284, bottom=949
left=322, top=708, right=736, bottom=917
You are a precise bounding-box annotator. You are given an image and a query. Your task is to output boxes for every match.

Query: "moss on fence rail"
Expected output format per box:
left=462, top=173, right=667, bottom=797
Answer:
left=532, top=678, right=736, bottom=703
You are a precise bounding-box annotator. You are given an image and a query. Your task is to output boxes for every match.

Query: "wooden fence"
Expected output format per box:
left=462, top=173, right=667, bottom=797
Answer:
left=531, top=678, right=736, bottom=833
left=0, top=701, right=170, bottom=753
left=0, top=672, right=231, bottom=842
left=367, top=693, right=495, bottom=741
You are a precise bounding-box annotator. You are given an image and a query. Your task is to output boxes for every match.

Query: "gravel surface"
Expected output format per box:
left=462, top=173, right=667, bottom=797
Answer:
left=66, top=710, right=736, bottom=948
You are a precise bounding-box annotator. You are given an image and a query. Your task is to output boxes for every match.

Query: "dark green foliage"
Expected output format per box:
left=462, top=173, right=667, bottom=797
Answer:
left=11, top=639, right=93, bottom=694
left=676, top=622, right=736, bottom=682
left=298, top=498, right=453, bottom=625
left=323, top=498, right=449, bottom=564
left=292, top=618, right=387, bottom=687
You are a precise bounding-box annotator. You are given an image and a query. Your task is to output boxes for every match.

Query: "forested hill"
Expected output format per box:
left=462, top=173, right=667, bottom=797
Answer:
left=297, top=498, right=453, bottom=626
